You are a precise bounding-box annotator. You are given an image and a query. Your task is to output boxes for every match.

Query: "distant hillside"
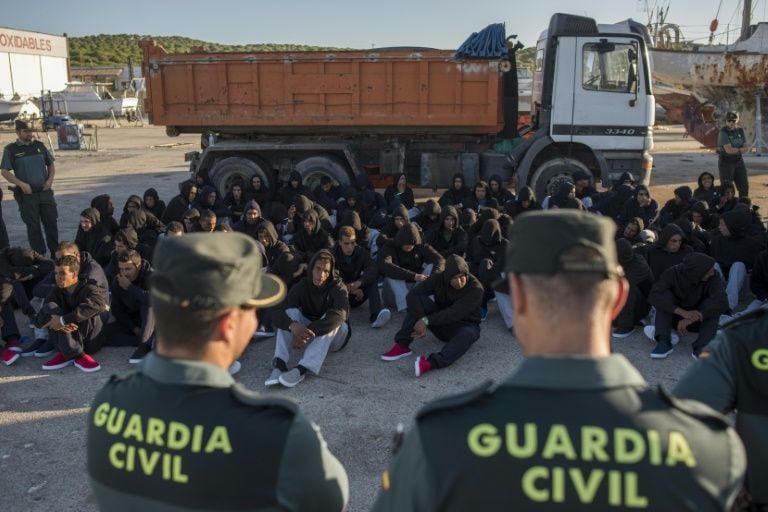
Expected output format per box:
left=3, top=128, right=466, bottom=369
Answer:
left=68, top=34, right=348, bottom=66
left=68, top=34, right=537, bottom=69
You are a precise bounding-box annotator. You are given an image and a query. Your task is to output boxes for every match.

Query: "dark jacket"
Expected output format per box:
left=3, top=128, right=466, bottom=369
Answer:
left=312, top=184, right=341, bottom=214
left=277, top=171, right=314, bottom=208
left=75, top=207, right=113, bottom=266
left=658, top=186, right=693, bottom=228
left=334, top=210, right=371, bottom=247
left=377, top=203, right=412, bottom=247
left=504, top=186, right=541, bottom=219
left=750, top=249, right=768, bottom=301
left=709, top=209, right=766, bottom=272
left=384, top=173, right=415, bottom=211
left=649, top=253, right=728, bottom=320
left=90, top=194, right=120, bottom=236
left=45, top=279, right=106, bottom=326
left=424, top=205, right=467, bottom=258
left=617, top=238, right=654, bottom=296
left=332, top=243, right=377, bottom=287
left=0, top=247, right=54, bottom=282
left=246, top=180, right=273, bottom=210
left=34, top=251, right=109, bottom=304
left=693, top=171, right=718, bottom=205
left=194, top=185, right=229, bottom=218
left=618, top=186, right=659, bottom=228
left=438, top=173, right=472, bottom=208
left=594, top=184, right=634, bottom=222
left=406, top=254, right=483, bottom=325
left=232, top=200, right=264, bottom=239
left=292, top=195, right=334, bottom=233
left=274, top=249, right=348, bottom=336
left=223, top=189, right=247, bottom=223
left=255, top=221, right=291, bottom=269
left=121, top=209, right=165, bottom=250
left=645, top=224, right=693, bottom=280
left=142, top=188, right=166, bottom=220
left=468, top=219, right=508, bottom=274
left=378, top=224, right=445, bottom=282
left=162, top=181, right=197, bottom=224
left=412, top=199, right=442, bottom=235
left=291, top=210, right=334, bottom=263
left=488, top=174, right=514, bottom=206
left=110, top=259, right=153, bottom=331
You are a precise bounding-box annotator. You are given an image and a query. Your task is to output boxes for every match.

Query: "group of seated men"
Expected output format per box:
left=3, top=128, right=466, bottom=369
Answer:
left=1, top=166, right=765, bottom=383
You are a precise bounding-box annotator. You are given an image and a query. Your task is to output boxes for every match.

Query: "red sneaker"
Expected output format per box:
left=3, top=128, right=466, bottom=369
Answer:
left=41, top=353, right=74, bottom=371
left=74, top=354, right=101, bottom=373
left=2, top=348, right=20, bottom=366
left=380, top=343, right=413, bottom=361
left=415, top=356, right=432, bottom=377
left=5, top=339, right=22, bottom=353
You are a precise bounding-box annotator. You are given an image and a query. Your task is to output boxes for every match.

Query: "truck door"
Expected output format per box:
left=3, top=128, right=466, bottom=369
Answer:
left=567, top=37, right=651, bottom=151
left=548, top=36, right=577, bottom=142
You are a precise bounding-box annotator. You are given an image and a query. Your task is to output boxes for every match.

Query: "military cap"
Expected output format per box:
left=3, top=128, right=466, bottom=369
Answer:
left=726, top=111, right=739, bottom=121
left=504, top=210, right=620, bottom=277
left=150, top=232, right=286, bottom=310
left=14, top=119, right=30, bottom=131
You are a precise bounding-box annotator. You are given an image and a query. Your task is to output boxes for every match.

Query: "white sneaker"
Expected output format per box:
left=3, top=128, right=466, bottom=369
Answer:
left=371, top=308, right=391, bottom=328
left=253, top=326, right=276, bottom=339
left=228, top=360, right=242, bottom=376
left=643, top=325, right=679, bottom=345
left=264, top=368, right=282, bottom=387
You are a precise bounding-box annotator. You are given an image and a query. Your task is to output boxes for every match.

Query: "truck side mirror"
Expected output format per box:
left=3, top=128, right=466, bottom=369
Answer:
left=594, top=39, right=615, bottom=53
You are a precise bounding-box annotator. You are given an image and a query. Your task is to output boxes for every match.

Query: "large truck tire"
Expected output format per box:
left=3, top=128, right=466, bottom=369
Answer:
left=529, top=158, right=591, bottom=200
left=209, top=157, right=273, bottom=197
left=295, top=156, right=352, bottom=191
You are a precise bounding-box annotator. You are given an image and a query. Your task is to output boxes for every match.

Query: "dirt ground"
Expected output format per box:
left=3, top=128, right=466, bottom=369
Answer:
left=0, top=123, right=765, bottom=512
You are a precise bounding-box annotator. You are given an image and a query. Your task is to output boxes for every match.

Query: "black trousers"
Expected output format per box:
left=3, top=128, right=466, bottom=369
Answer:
left=102, top=304, right=156, bottom=347
left=394, top=295, right=480, bottom=368
left=653, top=290, right=718, bottom=352
left=16, top=189, right=59, bottom=256
left=477, top=258, right=500, bottom=306
left=348, top=280, right=384, bottom=322
left=614, top=285, right=650, bottom=331
left=42, top=303, right=106, bottom=358
left=719, top=156, right=749, bottom=198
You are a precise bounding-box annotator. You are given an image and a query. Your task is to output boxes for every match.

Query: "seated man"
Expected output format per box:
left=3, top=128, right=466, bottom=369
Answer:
left=646, top=253, right=728, bottom=359
left=38, top=255, right=106, bottom=372
left=378, top=224, right=445, bottom=312
left=333, top=226, right=390, bottom=329
left=267, top=249, right=349, bottom=388
left=612, top=238, right=654, bottom=338
left=197, top=209, right=217, bottom=233
left=381, top=254, right=483, bottom=377
left=424, top=205, right=467, bottom=259
left=103, top=249, right=155, bottom=364
left=467, top=218, right=508, bottom=320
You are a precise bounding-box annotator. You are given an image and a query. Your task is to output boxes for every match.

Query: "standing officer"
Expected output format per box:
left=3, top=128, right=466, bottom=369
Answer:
left=675, top=310, right=768, bottom=511
left=372, top=210, right=745, bottom=511
left=0, top=119, right=59, bottom=256
left=86, top=232, right=349, bottom=511
left=718, top=111, right=750, bottom=197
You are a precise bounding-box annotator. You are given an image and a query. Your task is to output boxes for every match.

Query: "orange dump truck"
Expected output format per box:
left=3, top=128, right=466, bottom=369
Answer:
left=141, top=13, right=655, bottom=198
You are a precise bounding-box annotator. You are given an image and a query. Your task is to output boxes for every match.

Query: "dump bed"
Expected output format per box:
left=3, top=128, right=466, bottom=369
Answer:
left=140, top=41, right=506, bottom=136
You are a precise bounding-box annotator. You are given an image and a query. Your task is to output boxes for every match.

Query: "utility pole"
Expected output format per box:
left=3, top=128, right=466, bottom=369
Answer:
left=741, top=0, right=752, bottom=41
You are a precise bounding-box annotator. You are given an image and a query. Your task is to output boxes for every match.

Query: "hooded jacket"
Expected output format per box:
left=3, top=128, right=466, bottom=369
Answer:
left=693, top=171, right=718, bottom=205
left=354, top=173, right=386, bottom=212
left=119, top=195, right=144, bottom=226
left=292, top=195, right=333, bottom=233
left=332, top=240, right=377, bottom=287
left=291, top=209, right=334, bottom=262
left=709, top=210, right=766, bottom=272
left=194, top=185, right=229, bottom=218
left=335, top=210, right=371, bottom=247
left=233, top=200, right=264, bottom=239
left=468, top=219, right=509, bottom=274
left=223, top=186, right=247, bottom=223
left=104, top=227, right=152, bottom=278
left=658, top=186, right=693, bottom=228
left=121, top=209, right=165, bottom=249
left=312, top=183, right=341, bottom=214
left=90, top=194, right=120, bottom=236
left=142, top=188, right=166, bottom=220
left=616, top=238, right=654, bottom=295
left=412, top=199, right=442, bottom=234
left=750, top=249, right=768, bottom=301
left=376, top=203, right=412, bottom=247
left=75, top=207, right=113, bottom=266
left=246, top=178, right=273, bottom=209
left=0, top=247, right=53, bottom=283
left=547, top=181, right=576, bottom=209
left=277, top=171, right=314, bottom=208
left=162, top=181, right=197, bottom=224
left=378, top=224, right=445, bottom=282
left=646, top=224, right=693, bottom=280
left=595, top=184, right=634, bottom=222
left=488, top=174, right=514, bottom=205
left=45, top=277, right=106, bottom=327
left=618, top=186, right=659, bottom=228
left=274, top=249, right=349, bottom=336
left=467, top=207, right=499, bottom=239
left=256, top=220, right=291, bottom=268
left=425, top=205, right=467, bottom=258
left=504, top=186, right=541, bottom=219
left=384, top=173, right=416, bottom=211
left=649, top=253, right=728, bottom=319
left=110, top=258, right=154, bottom=331
left=406, top=254, right=483, bottom=325
left=438, top=173, right=472, bottom=208
left=33, top=251, right=109, bottom=304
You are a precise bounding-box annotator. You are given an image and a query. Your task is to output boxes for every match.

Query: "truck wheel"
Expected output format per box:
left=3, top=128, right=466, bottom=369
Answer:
left=295, top=156, right=351, bottom=191
left=209, top=157, right=273, bottom=197
left=529, top=158, right=591, bottom=200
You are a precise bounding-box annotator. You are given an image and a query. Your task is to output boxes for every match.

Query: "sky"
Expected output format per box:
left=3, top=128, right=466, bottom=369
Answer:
left=2, top=0, right=765, bottom=50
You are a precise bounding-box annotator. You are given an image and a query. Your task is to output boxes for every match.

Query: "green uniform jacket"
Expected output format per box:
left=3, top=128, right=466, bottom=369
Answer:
left=1, top=139, right=53, bottom=191
left=373, top=355, right=745, bottom=511
left=675, top=310, right=768, bottom=506
left=86, top=353, right=349, bottom=511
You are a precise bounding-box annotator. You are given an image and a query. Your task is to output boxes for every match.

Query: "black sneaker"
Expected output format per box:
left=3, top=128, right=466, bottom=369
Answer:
left=650, top=341, right=674, bottom=359
left=21, top=339, right=46, bottom=357
left=33, top=340, right=56, bottom=358
left=128, top=344, right=151, bottom=364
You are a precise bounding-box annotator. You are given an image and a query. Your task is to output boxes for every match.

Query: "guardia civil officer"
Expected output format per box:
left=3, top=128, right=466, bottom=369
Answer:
left=675, top=309, right=768, bottom=511
left=86, top=232, right=349, bottom=511
left=0, top=119, right=59, bottom=256
left=372, top=210, right=745, bottom=511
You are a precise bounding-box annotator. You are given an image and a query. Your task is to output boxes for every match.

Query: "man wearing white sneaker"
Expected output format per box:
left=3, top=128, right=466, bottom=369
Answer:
left=381, top=254, right=482, bottom=377
left=267, top=249, right=350, bottom=388
left=39, top=255, right=106, bottom=372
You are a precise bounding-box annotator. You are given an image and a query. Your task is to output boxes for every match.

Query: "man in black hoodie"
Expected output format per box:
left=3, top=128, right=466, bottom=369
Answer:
left=378, top=224, right=445, bottom=312
left=162, top=181, right=197, bottom=224
left=267, top=249, right=349, bottom=388
left=291, top=210, right=334, bottom=263
left=277, top=170, right=314, bottom=208
left=412, top=199, right=442, bottom=235
left=37, top=255, right=106, bottom=373
left=612, top=238, right=654, bottom=338
left=468, top=218, right=509, bottom=320
left=438, top=172, right=472, bottom=209
left=424, top=205, right=467, bottom=259
left=90, top=194, right=120, bottom=236
left=709, top=209, right=766, bottom=312
left=233, top=200, right=264, bottom=239
left=647, top=253, right=728, bottom=359
left=334, top=226, right=391, bottom=329
left=142, top=188, right=166, bottom=220
left=75, top=207, right=113, bottom=266
left=103, top=249, right=155, bottom=364
left=381, top=254, right=483, bottom=377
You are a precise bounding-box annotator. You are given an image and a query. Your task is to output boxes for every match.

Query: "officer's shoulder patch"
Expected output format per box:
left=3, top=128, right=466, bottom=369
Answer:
left=720, top=307, right=767, bottom=330
left=230, top=382, right=298, bottom=414
left=656, top=386, right=730, bottom=428
left=417, top=380, right=494, bottom=420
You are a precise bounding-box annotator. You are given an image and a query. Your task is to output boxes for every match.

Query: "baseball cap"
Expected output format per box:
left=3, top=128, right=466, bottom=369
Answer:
left=150, top=232, right=286, bottom=310
left=726, top=111, right=739, bottom=121
left=504, top=210, right=620, bottom=277
left=15, top=119, right=31, bottom=131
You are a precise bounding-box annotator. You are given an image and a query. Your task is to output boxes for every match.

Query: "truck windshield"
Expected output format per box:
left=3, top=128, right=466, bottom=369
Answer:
left=581, top=42, right=637, bottom=93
